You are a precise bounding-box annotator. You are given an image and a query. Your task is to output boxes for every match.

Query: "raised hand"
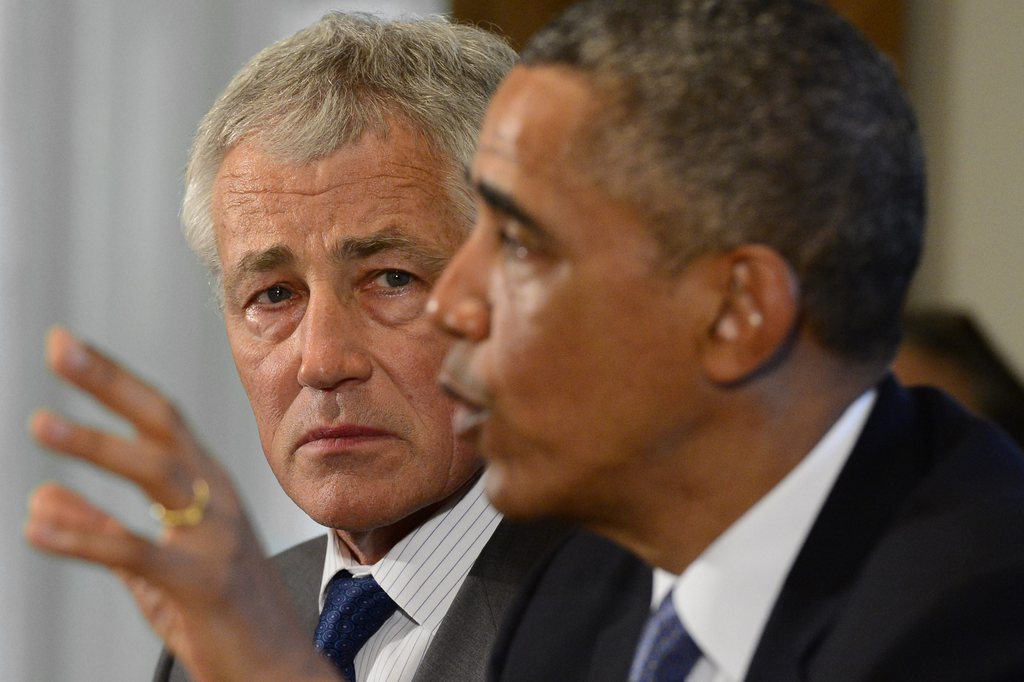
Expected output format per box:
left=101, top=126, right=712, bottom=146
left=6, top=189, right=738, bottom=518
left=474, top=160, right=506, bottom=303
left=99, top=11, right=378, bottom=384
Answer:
left=24, top=327, right=339, bottom=682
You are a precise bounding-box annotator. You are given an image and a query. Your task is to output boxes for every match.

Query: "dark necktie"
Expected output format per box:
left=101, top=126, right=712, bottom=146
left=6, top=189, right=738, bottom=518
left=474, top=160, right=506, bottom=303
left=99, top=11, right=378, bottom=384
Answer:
left=314, top=572, right=399, bottom=681
left=628, top=592, right=703, bottom=682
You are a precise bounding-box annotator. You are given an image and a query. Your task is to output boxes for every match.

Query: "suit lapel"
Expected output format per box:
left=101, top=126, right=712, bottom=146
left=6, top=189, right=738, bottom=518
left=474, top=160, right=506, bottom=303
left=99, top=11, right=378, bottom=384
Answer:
left=585, top=548, right=654, bottom=682
left=272, top=534, right=329, bottom=637
left=487, top=528, right=652, bottom=682
left=413, top=519, right=569, bottom=682
left=746, top=377, right=929, bottom=680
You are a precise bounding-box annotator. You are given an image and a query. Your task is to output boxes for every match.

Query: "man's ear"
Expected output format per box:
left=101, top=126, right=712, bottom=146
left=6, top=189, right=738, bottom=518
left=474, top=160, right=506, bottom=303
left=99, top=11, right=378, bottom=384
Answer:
left=702, top=245, right=800, bottom=385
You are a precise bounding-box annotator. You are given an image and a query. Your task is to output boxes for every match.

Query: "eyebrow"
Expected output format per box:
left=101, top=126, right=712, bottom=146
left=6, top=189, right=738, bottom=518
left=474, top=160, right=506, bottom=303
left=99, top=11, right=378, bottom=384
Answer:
left=332, top=228, right=452, bottom=277
left=466, top=169, right=543, bottom=235
left=221, top=228, right=453, bottom=301
left=223, top=245, right=294, bottom=299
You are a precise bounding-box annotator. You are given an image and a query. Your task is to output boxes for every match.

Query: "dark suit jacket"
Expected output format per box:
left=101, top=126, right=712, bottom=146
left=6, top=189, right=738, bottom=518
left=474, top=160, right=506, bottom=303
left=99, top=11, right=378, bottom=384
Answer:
left=490, top=378, right=1024, bottom=681
left=154, top=518, right=567, bottom=682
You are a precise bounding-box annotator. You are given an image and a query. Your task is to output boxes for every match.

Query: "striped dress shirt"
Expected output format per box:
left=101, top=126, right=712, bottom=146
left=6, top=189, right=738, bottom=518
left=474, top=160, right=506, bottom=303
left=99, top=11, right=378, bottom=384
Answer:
left=319, top=476, right=502, bottom=682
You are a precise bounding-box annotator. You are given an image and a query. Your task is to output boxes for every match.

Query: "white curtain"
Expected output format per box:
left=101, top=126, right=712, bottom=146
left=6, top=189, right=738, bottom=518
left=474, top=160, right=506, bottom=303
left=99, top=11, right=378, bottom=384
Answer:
left=0, top=1, right=445, bottom=679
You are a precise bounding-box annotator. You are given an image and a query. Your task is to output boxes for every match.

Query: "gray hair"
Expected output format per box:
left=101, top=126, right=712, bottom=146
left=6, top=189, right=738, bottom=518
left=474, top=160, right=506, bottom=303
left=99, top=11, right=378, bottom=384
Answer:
left=182, top=12, right=516, bottom=281
left=523, top=0, right=925, bottom=362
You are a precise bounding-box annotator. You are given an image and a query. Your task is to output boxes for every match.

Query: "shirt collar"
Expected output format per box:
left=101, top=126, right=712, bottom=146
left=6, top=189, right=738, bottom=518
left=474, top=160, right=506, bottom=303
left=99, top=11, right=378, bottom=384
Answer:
left=320, top=475, right=502, bottom=628
left=674, top=389, right=877, bottom=681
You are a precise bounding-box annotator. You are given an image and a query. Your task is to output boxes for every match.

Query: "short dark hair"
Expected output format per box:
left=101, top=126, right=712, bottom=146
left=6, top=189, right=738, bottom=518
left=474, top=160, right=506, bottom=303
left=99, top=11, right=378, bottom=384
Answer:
left=522, top=0, right=925, bottom=362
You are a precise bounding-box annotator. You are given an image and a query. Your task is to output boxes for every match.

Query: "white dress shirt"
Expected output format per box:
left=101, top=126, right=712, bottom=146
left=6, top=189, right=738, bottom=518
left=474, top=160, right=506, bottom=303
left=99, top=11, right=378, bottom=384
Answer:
left=653, top=389, right=877, bottom=682
left=318, top=476, right=501, bottom=682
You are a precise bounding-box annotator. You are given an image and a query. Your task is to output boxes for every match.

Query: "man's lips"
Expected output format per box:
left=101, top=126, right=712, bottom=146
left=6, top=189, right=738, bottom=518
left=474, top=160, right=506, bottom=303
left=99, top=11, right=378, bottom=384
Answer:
left=439, top=344, right=492, bottom=438
left=439, top=378, right=491, bottom=438
left=295, top=425, right=397, bottom=453
left=451, top=402, right=491, bottom=439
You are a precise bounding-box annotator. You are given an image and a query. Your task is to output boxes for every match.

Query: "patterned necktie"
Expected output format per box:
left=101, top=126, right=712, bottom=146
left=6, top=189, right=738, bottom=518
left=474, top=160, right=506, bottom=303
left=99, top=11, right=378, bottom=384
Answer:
left=314, top=572, right=398, bottom=681
left=628, top=592, right=703, bottom=682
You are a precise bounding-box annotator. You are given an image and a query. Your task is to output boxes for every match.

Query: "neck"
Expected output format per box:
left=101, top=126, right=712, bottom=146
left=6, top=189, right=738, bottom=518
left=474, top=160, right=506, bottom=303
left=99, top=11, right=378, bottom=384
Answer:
left=333, top=473, right=480, bottom=565
left=334, top=517, right=427, bottom=566
left=594, top=353, right=884, bottom=575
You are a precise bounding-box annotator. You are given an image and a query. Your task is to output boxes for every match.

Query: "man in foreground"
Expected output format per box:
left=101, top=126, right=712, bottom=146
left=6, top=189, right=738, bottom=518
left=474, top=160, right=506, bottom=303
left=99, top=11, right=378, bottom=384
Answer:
left=429, top=0, right=1024, bottom=679
left=26, top=12, right=571, bottom=682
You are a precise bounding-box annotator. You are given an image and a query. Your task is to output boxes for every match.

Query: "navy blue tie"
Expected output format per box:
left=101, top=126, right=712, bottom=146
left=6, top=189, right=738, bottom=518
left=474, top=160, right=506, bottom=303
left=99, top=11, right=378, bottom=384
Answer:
left=628, top=592, right=703, bottom=682
left=314, top=572, right=398, bottom=681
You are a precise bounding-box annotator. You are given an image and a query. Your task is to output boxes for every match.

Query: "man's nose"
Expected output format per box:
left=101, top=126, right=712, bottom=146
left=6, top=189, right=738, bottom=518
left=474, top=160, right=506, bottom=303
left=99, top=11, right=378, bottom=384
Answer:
left=428, top=231, right=491, bottom=342
left=296, top=293, right=372, bottom=390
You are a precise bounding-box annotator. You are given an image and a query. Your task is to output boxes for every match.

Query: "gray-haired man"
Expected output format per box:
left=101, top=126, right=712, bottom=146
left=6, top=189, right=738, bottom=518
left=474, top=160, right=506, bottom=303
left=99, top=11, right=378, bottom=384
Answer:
left=26, top=12, right=571, bottom=682
left=156, top=12, right=573, bottom=682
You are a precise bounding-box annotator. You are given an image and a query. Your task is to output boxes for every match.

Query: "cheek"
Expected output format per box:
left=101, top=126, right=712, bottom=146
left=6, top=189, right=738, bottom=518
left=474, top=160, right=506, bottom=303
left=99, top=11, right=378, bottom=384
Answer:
left=487, top=285, right=581, bottom=407
left=483, top=299, right=634, bottom=477
left=245, top=375, right=292, bottom=438
left=379, top=324, right=454, bottom=405
left=246, top=303, right=305, bottom=341
left=228, top=334, right=297, bottom=445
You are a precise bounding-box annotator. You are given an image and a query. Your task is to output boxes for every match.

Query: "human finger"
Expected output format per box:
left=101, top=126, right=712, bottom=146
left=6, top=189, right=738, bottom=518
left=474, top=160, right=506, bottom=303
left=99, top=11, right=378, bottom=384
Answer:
left=29, top=409, right=195, bottom=508
left=27, top=481, right=120, bottom=534
left=45, top=326, right=190, bottom=442
left=41, top=327, right=220, bottom=511
left=25, top=485, right=196, bottom=633
left=25, top=482, right=156, bottom=574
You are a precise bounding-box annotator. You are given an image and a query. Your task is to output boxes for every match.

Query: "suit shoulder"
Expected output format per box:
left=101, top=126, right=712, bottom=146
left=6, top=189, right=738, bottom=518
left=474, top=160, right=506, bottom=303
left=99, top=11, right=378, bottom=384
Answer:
left=489, top=528, right=651, bottom=682
left=270, top=534, right=328, bottom=567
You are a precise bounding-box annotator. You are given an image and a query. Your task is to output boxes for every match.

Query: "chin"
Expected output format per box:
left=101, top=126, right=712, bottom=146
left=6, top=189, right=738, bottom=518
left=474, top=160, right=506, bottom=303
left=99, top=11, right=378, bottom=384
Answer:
left=306, top=504, right=410, bottom=534
left=483, top=465, right=567, bottom=522
left=286, top=482, right=398, bottom=533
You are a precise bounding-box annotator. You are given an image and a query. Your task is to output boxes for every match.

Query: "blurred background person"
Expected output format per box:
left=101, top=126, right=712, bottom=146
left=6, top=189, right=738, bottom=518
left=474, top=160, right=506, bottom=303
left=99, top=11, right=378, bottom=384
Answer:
left=894, top=308, right=1024, bottom=446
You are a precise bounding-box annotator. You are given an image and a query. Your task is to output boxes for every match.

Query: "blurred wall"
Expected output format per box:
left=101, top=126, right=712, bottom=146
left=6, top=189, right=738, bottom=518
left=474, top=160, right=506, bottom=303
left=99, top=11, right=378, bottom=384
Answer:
left=0, top=2, right=443, bottom=681
left=905, top=0, right=1024, bottom=377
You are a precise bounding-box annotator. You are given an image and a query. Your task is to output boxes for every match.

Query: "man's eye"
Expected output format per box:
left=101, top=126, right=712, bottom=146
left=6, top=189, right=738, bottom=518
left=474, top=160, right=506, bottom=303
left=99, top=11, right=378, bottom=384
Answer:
left=499, top=228, right=530, bottom=260
left=377, top=270, right=414, bottom=288
left=259, top=284, right=293, bottom=304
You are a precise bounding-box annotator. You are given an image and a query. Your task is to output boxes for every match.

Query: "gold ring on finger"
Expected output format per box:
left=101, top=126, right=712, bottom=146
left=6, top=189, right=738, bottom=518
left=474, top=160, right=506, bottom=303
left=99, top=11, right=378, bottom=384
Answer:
left=150, top=479, right=210, bottom=528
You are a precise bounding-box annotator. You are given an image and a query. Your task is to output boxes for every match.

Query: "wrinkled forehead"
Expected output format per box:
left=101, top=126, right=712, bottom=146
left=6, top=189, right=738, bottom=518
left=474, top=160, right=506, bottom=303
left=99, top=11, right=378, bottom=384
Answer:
left=217, top=120, right=448, bottom=188
left=212, top=133, right=469, bottom=254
